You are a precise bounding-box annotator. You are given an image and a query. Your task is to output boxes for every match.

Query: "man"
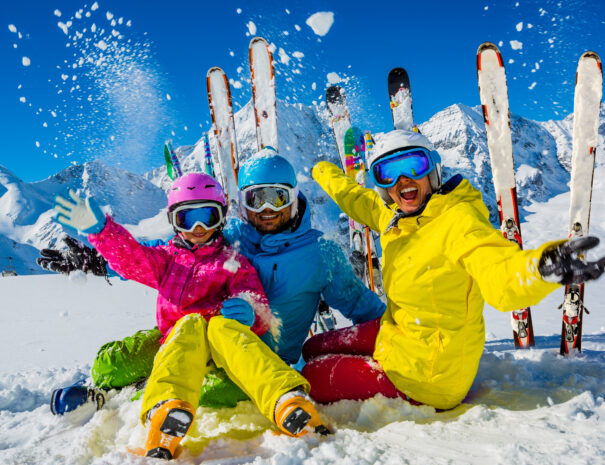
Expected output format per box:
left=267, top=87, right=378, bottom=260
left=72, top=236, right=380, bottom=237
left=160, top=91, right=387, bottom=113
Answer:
left=303, top=129, right=605, bottom=410
left=45, top=148, right=386, bottom=414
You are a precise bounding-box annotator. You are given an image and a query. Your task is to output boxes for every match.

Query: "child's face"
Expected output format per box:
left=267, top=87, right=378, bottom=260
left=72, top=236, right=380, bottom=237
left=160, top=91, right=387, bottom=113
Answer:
left=180, top=225, right=217, bottom=245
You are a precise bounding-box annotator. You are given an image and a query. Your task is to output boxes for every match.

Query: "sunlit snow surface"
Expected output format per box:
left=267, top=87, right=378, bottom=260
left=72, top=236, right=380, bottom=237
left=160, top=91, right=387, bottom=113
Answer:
left=1, top=167, right=605, bottom=464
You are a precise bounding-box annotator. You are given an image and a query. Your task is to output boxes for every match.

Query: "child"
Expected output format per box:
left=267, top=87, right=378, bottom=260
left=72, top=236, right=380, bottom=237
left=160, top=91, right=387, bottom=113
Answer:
left=54, top=173, right=329, bottom=460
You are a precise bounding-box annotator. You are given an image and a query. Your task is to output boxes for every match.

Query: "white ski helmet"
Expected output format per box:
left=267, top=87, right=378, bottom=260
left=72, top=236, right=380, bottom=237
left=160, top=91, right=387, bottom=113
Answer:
left=368, top=129, right=442, bottom=205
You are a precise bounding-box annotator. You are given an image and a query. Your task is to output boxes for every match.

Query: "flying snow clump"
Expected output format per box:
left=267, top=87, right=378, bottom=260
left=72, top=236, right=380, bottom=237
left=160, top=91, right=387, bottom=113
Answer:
left=306, top=12, right=334, bottom=36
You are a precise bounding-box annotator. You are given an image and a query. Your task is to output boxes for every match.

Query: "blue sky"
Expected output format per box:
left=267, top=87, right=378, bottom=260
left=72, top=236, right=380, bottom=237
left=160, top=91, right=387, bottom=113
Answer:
left=1, top=0, right=604, bottom=182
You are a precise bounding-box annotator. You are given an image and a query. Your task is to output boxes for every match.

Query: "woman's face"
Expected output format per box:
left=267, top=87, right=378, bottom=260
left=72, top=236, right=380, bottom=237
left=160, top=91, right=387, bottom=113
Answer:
left=386, top=174, right=432, bottom=214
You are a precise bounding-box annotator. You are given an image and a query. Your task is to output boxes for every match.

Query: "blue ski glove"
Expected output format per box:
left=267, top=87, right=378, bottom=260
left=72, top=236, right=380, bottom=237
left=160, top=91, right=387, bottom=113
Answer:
left=54, top=189, right=106, bottom=235
left=220, top=298, right=255, bottom=327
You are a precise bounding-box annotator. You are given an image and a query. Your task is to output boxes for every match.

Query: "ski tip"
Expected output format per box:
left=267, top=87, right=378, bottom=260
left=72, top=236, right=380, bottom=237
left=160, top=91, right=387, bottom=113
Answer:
left=477, top=41, right=500, bottom=55
left=249, top=36, right=269, bottom=48
left=326, top=85, right=345, bottom=103
left=476, top=42, right=504, bottom=70
left=388, top=67, right=409, bottom=79
left=579, top=51, right=602, bottom=73
left=206, top=66, right=226, bottom=78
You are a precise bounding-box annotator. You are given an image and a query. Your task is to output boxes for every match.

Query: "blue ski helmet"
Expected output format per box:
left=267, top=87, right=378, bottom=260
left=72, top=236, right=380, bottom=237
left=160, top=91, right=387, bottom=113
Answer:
left=237, top=147, right=300, bottom=219
left=237, top=147, right=298, bottom=189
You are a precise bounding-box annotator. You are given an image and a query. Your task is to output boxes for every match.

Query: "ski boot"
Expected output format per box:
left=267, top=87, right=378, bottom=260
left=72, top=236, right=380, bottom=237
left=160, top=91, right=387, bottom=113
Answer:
left=50, top=383, right=106, bottom=415
left=274, top=390, right=331, bottom=437
left=145, top=399, right=195, bottom=460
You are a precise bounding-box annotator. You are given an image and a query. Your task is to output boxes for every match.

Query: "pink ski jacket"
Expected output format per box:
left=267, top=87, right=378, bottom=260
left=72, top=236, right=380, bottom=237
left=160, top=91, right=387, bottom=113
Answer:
left=89, top=217, right=271, bottom=341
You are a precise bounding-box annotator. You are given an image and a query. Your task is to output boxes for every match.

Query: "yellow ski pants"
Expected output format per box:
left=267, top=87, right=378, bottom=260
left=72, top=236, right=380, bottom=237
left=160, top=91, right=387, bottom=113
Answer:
left=141, top=314, right=309, bottom=424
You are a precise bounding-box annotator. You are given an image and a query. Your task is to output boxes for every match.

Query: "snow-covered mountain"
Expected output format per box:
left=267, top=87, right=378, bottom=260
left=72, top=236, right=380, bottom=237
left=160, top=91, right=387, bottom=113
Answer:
left=1, top=100, right=603, bottom=275
left=421, top=103, right=571, bottom=224
left=0, top=162, right=166, bottom=274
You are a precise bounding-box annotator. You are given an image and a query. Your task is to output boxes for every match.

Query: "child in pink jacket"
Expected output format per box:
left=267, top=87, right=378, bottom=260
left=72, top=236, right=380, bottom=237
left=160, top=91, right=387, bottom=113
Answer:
left=54, top=173, right=329, bottom=460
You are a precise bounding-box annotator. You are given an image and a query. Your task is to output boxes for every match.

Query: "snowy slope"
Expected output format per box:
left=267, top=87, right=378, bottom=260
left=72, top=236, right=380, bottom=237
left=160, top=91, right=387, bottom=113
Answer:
left=1, top=167, right=605, bottom=463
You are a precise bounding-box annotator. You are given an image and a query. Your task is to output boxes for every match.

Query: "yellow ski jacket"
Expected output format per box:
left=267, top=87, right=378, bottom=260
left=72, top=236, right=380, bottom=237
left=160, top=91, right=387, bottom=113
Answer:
left=312, top=161, right=561, bottom=409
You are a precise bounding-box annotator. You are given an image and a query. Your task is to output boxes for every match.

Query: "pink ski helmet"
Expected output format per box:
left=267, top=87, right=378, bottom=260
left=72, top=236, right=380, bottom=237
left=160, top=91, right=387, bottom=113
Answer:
left=167, top=173, right=227, bottom=210
left=167, top=173, right=228, bottom=231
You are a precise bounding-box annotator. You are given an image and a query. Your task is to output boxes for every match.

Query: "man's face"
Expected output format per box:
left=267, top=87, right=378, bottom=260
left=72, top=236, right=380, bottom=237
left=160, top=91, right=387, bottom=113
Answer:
left=386, top=174, right=432, bottom=214
left=246, top=206, right=292, bottom=234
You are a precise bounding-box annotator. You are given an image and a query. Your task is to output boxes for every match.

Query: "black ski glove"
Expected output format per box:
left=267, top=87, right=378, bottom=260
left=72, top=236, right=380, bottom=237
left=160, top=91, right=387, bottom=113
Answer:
left=539, top=236, right=605, bottom=285
left=37, top=235, right=108, bottom=277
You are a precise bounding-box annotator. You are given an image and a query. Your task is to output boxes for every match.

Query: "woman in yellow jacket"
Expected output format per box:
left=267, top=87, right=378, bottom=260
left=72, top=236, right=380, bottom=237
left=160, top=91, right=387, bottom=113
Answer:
left=304, top=129, right=605, bottom=410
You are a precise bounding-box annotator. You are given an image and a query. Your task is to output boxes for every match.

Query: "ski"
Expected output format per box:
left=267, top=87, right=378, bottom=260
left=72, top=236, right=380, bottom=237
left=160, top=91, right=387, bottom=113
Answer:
left=388, top=67, right=417, bottom=131
left=202, top=135, right=216, bottom=178
left=325, top=85, right=385, bottom=298
left=560, top=51, right=603, bottom=355
left=476, top=41, right=535, bottom=349
left=164, top=140, right=183, bottom=180
left=249, top=36, right=279, bottom=151
left=206, top=66, right=239, bottom=204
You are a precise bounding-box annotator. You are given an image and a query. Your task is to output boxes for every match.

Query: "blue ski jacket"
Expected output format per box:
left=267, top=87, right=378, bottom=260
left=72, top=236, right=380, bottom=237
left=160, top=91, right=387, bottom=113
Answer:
left=223, top=195, right=386, bottom=364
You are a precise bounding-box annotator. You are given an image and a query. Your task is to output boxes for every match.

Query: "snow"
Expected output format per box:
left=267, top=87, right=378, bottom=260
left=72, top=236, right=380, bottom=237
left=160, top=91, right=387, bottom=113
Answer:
left=510, top=40, right=523, bottom=50
left=21, top=56, right=30, bottom=67
left=8, top=24, right=17, bottom=33
left=327, top=72, right=341, bottom=84
left=246, top=21, right=256, bottom=36
left=2, top=177, right=605, bottom=463
left=305, top=12, right=335, bottom=37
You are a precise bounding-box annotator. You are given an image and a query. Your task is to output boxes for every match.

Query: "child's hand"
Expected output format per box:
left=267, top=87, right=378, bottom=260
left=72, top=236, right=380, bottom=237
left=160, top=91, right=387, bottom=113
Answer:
left=220, top=298, right=255, bottom=326
left=54, top=189, right=106, bottom=235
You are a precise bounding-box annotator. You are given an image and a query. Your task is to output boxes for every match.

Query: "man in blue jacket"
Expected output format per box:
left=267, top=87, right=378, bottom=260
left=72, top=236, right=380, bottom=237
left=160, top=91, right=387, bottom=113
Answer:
left=45, top=149, right=386, bottom=414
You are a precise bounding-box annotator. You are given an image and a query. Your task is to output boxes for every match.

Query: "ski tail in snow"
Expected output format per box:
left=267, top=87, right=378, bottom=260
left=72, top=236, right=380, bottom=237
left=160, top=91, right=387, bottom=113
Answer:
left=249, top=36, right=278, bottom=152
left=202, top=135, right=216, bottom=178
left=206, top=66, right=239, bottom=203
left=388, top=67, right=417, bottom=131
left=476, top=41, right=535, bottom=349
left=164, top=140, right=183, bottom=180
left=560, top=51, right=603, bottom=355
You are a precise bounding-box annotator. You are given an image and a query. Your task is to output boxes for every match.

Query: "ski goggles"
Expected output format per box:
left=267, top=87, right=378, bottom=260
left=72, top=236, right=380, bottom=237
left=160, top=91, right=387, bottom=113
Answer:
left=170, top=202, right=224, bottom=232
left=369, top=147, right=441, bottom=188
left=239, top=184, right=297, bottom=213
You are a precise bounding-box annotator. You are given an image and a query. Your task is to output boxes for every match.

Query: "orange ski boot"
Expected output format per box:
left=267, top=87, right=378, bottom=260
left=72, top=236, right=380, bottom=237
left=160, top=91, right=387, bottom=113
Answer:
left=144, top=399, right=195, bottom=460
left=274, top=390, right=331, bottom=437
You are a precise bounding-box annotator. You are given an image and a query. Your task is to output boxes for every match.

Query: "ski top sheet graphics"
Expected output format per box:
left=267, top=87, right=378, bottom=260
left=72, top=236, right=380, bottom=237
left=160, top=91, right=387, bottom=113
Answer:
left=202, top=135, right=216, bottom=178
left=325, top=85, right=385, bottom=298
left=163, top=140, right=183, bottom=180
left=206, top=66, right=239, bottom=203
left=476, top=41, right=535, bottom=349
left=388, top=67, right=417, bottom=131
left=249, top=36, right=278, bottom=152
left=560, top=51, right=603, bottom=355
